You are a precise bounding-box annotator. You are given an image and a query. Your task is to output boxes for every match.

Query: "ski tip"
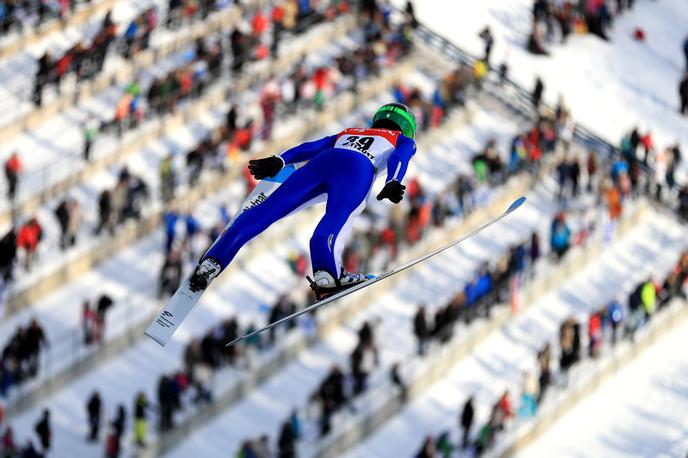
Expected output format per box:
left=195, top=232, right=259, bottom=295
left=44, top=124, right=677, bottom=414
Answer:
left=506, top=196, right=527, bottom=213
left=225, top=336, right=245, bottom=347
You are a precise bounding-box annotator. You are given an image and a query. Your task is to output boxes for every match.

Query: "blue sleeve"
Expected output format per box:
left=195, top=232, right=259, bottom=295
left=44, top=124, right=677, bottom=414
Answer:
left=279, top=134, right=337, bottom=165
left=385, top=135, right=416, bottom=183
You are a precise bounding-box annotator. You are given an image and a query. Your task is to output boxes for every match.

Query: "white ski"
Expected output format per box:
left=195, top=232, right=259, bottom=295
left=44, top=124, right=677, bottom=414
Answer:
left=225, top=196, right=527, bottom=347
left=144, top=165, right=298, bottom=346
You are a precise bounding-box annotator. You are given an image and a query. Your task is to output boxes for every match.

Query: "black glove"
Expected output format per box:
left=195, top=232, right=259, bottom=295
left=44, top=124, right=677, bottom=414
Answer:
left=248, top=156, right=284, bottom=180
left=376, top=180, right=406, bottom=204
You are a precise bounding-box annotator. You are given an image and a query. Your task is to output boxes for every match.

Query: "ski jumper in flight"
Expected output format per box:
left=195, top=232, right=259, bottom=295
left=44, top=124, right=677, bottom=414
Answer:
left=189, top=102, right=417, bottom=298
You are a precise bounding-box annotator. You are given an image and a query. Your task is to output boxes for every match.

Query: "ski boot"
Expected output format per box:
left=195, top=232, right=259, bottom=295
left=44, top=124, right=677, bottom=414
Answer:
left=306, top=268, right=375, bottom=301
left=188, top=258, right=222, bottom=293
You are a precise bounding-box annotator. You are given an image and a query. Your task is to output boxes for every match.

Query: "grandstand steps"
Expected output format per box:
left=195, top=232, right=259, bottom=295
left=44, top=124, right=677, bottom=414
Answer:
left=493, top=298, right=688, bottom=458
left=343, top=205, right=686, bottom=458
left=154, top=171, right=547, bottom=458
left=0, top=3, right=244, bottom=142
left=155, top=110, right=585, bottom=456
left=1, top=64, right=528, bottom=458
left=0, top=0, right=119, bottom=61
left=307, top=198, right=653, bottom=458
left=1, top=77, right=483, bottom=421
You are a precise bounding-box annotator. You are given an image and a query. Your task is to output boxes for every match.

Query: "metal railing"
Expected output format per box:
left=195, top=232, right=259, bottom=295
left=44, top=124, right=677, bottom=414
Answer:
left=2, top=272, right=160, bottom=415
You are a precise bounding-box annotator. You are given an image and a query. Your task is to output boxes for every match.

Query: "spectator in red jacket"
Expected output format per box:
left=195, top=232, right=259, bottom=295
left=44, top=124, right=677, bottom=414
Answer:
left=17, top=218, right=42, bottom=270
left=54, top=50, right=73, bottom=94
left=640, top=131, right=653, bottom=163
left=4, top=152, right=22, bottom=201
left=271, top=3, right=285, bottom=55
left=252, top=9, right=268, bottom=37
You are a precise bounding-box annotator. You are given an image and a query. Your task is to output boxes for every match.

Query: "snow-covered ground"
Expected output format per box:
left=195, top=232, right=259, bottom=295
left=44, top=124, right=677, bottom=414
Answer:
left=520, top=315, right=688, bottom=458
left=398, top=0, right=688, bottom=179
left=346, top=210, right=686, bottom=458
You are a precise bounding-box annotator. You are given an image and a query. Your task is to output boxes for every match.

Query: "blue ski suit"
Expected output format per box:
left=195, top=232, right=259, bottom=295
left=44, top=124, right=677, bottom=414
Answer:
left=203, top=127, right=416, bottom=277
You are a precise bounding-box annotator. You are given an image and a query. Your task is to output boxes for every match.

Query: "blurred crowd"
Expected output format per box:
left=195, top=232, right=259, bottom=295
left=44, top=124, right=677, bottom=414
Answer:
left=415, top=247, right=688, bottom=457
left=1, top=1, right=688, bottom=457
left=0, top=0, right=93, bottom=35
left=527, top=0, right=638, bottom=55
left=525, top=1, right=688, bottom=115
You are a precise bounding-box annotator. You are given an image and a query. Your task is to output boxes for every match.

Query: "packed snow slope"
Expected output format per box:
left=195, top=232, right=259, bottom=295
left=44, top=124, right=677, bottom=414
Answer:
left=401, top=0, right=688, bottom=172
left=520, top=316, right=688, bottom=458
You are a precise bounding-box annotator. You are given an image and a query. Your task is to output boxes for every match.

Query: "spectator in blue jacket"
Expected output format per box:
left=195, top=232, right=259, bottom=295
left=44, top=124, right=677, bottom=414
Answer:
left=164, top=211, right=179, bottom=253
left=550, top=213, right=571, bottom=260
left=607, top=298, right=624, bottom=343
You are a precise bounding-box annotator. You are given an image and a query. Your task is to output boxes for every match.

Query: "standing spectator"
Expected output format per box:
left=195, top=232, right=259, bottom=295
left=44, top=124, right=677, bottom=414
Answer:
left=34, top=409, right=51, bottom=454
left=33, top=52, right=53, bottom=106
left=478, top=26, right=494, bottom=64
left=559, top=318, right=580, bottom=377
left=134, top=392, right=149, bottom=447
left=96, top=189, right=114, bottom=235
left=105, top=404, right=126, bottom=458
left=416, top=436, right=436, bottom=458
left=683, top=35, right=688, bottom=70
left=54, top=50, right=73, bottom=95
left=532, top=77, right=544, bottom=111
left=96, top=294, right=114, bottom=338
left=413, top=304, right=429, bottom=355
left=607, top=298, right=624, bottom=343
left=230, top=27, right=247, bottom=73
left=278, top=419, right=295, bottom=458
left=82, top=300, right=97, bottom=344
left=390, top=362, right=407, bottom=399
left=537, top=343, right=551, bottom=403
left=586, top=151, right=598, bottom=192
left=4, top=152, right=21, bottom=202
left=350, top=342, right=369, bottom=395
left=527, top=25, right=549, bottom=55
left=157, top=375, right=175, bottom=432
left=529, top=232, right=541, bottom=266
left=271, top=2, right=285, bottom=57
left=0, top=227, right=16, bottom=282
left=86, top=391, right=102, bottom=442
left=160, top=155, right=176, bottom=203
left=641, top=279, right=657, bottom=320
left=519, top=371, right=539, bottom=418
left=83, top=117, right=99, bottom=161
left=17, top=217, right=43, bottom=270
left=680, top=72, right=688, bottom=115
left=55, top=199, right=71, bottom=249
left=2, top=426, right=16, bottom=456
left=55, top=197, right=81, bottom=250
left=112, top=404, right=126, bottom=451
left=25, top=319, right=47, bottom=376
left=550, top=213, right=570, bottom=260
left=460, top=396, right=475, bottom=448
left=588, top=310, right=603, bottom=357
left=159, top=250, right=183, bottom=298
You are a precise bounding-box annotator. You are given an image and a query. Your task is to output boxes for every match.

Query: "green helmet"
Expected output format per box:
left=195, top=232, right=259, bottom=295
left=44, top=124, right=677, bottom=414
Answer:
left=371, top=102, right=417, bottom=139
